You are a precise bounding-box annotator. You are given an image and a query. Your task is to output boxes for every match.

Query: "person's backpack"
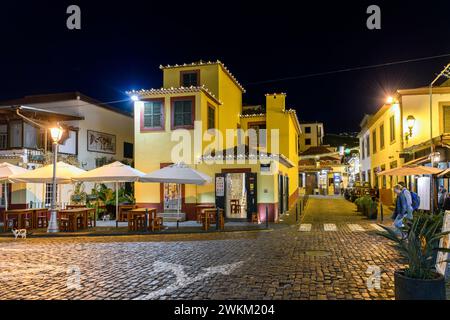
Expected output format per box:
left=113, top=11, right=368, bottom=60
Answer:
left=411, top=191, right=420, bottom=211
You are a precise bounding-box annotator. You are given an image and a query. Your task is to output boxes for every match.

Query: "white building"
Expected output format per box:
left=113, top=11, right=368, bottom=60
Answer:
left=358, top=114, right=372, bottom=186
left=0, top=92, right=134, bottom=209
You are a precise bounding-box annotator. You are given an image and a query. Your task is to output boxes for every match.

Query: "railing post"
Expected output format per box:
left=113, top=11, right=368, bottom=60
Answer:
left=265, top=205, right=269, bottom=229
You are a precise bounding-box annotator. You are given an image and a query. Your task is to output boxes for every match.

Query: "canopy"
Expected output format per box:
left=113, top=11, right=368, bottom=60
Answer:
left=377, top=165, right=443, bottom=176
left=72, top=161, right=145, bottom=183
left=0, top=162, right=28, bottom=210
left=139, top=162, right=212, bottom=185
left=9, top=161, right=86, bottom=184
left=437, top=168, right=450, bottom=178
left=72, top=161, right=146, bottom=227
left=0, top=162, right=28, bottom=182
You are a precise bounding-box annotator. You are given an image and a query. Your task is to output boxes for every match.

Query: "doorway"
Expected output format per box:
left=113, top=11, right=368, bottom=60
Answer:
left=215, top=171, right=257, bottom=220
left=163, top=183, right=181, bottom=212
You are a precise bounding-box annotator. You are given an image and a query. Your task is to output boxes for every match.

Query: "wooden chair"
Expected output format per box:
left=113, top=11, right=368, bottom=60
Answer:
left=230, top=199, right=241, bottom=214
left=5, top=215, right=18, bottom=231
left=87, top=209, right=96, bottom=228
left=153, top=216, right=164, bottom=231
left=59, top=213, right=73, bottom=232
left=23, top=212, right=33, bottom=229
left=36, top=209, right=49, bottom=228
left=251, top=213, right=259, bottom=223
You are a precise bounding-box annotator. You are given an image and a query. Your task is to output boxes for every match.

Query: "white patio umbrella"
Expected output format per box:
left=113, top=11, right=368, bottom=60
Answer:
left=139, top=162, right=212, bottom=218
left=9, top=161, right=86, bottom=184
left=72, top=161, right=146, bottom=226
left=0, top=162, right=28, bottom=210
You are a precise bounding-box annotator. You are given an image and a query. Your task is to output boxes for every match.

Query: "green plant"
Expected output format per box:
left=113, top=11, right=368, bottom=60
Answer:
left=118, top=186, right=135, bottom=204
left=378, top=212, right=450, bottom=279
left=71, top=182, right=87, bottom=204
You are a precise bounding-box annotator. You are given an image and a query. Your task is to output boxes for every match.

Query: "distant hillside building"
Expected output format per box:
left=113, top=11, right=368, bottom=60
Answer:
left=298, top=122, right=324, bottom=153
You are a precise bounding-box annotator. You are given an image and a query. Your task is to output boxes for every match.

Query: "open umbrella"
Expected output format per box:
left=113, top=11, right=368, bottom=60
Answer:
left=72, top=161, right=146, bottom=226
left=377, top=165, right=443, bottom=176
left=9, top=161, right=86, bottom=184
left=0, top=162, right=28, bottom=210
left=139, top=162, right=212, bottom=219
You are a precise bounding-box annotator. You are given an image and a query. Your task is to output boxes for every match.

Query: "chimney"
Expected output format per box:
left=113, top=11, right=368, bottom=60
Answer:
left=265, top=93, right=286, bottom=111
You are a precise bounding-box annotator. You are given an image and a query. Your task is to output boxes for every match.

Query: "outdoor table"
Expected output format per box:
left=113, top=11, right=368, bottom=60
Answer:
left=119, top=204, right=137, bottom=222
left=3, top=209, right=34, bottom=231
left=58, top=208, right=95, bottom=232
left=201, top=208, right=225, bottom=231
left=65, top=204, right=87, bottom=210
left=127, top=208, right=157, bottom=231
left=195, top=204, right=215, bottom=223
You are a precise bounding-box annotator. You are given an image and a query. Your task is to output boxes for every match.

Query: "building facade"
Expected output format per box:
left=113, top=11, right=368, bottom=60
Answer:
left=131, top=61, right=301, bottom=222
left=299, top=122, right=324, bottom=153
left=358, top=81, right=450, bottom=207
left=0, top=92, right=134, bottom=210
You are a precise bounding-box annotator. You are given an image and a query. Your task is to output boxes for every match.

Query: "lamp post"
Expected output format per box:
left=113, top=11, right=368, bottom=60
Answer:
left=47, top=126, right=64, bottom=233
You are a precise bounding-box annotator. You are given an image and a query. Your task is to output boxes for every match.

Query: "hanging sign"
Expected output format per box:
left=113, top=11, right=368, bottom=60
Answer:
left=436, top=211, right=450, bottom=277
left=216, top=176, right=225, bottom=197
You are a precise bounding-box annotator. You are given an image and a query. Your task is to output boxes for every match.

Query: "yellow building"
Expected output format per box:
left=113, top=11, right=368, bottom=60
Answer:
left=359, top=80, right=450, bottom=206
left=130, top=61, right=301, bottom=222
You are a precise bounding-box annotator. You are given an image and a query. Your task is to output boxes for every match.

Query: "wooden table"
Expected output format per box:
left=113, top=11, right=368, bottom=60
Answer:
left=119, top=204, right=137, bottom=222
left=58, top=208, right=96, bottom=232
left=3, top=209, right=33, bottom=231
left=127, top=208, right=158, bottom=232
left=200, top=208, right=224, bottom=231
left=66, top=204, right=87, bottom=210
left=195, top=204, right=215, bottom=223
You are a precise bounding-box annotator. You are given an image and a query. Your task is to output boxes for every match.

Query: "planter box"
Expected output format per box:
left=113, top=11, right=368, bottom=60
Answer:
left=394, top=270, right=446, bottom=300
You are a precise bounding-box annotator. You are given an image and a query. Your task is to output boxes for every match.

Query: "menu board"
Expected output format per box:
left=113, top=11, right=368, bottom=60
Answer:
left=436, top=211, right=450, bottom=277
left=417, top=177, right=430, bottom=211
left=215, top=176, right=225, bottom=197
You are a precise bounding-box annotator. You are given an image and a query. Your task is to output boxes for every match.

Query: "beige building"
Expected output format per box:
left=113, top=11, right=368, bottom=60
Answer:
left=298, top=122, right=324, bottom=153
left=358, top=80, right=450, bottom=207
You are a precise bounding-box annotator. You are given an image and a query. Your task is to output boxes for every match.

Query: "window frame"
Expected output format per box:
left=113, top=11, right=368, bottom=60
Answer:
left=180, top=70, right=200, bottom=87
left=140, top=98, right=165, bottom=132
left=372, top=130, right=377, bottom=154
left=379, top=123, right=385, bottom=150
left=304, top=126, right=311, bottom=134
left=305, top=138, right=312, bottom=146
left=207, top=104, right=216, bottom=130
left=171, top=96, right=196, bottom=130
left=389, top=115, right=396, bottom=143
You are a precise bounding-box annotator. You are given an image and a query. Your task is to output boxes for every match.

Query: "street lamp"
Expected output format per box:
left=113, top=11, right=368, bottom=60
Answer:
left=47, top=126, right=64, bottom=233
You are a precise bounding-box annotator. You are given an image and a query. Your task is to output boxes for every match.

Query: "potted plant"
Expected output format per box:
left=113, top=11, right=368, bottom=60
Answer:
left=378, top=212, right=450, bottom=300
left=71, top=182, right=87, bottom=204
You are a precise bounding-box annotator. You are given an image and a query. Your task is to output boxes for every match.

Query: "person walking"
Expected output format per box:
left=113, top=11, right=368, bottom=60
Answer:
left=438, top=186, right=447, bottom=211
left=392, top=183, right=414, bottom=230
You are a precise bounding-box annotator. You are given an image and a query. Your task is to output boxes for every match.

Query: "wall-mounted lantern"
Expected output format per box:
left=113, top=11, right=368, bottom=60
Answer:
left=405, top=115, right=416, bottom=141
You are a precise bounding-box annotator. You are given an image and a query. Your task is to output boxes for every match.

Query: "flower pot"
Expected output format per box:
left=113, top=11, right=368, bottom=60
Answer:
left=394, top=270, right=446, bottom=300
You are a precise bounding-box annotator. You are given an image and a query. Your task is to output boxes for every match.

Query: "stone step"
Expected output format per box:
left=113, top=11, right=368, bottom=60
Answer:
left=157, top=212, right=186, bottom=222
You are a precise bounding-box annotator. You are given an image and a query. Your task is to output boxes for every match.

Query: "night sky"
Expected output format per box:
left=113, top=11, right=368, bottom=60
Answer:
left=1, top=1, right=450, bottom=133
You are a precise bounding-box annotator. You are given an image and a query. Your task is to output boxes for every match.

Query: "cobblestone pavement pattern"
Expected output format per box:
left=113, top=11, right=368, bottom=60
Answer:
left=0, top=196, right=446, bottom=300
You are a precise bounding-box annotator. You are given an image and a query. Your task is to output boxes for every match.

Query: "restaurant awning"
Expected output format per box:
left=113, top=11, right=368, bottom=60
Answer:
left=377, top=165, right=443, bottom=176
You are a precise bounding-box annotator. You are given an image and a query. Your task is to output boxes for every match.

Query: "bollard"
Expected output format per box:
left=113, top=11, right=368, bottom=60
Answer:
left=380, top=203, right=384, bottom=223
left=216, top=207, right=220, bottom=231
left=145, top=208, right=148, bottom=232
left=265, top=205, right=269, bottom=229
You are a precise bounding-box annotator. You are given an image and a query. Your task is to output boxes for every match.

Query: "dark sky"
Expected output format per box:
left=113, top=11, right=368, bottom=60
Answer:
left=1, top=0, right=450, bottom=133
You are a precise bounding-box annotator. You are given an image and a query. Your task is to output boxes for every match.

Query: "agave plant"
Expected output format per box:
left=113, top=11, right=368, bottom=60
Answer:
left=378, top=212, right=450, bottom=279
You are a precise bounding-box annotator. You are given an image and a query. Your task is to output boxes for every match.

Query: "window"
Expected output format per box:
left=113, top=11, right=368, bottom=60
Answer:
left=45, top=183, right=58, bottom=207
left=207, top=105, right=215, bottom=130
left=361, top=140, right=365, bottom=159
left=304, top=126, right=311, bottom=134
left=372, top=131, right=377, bottom=154
left=365, top=135, right=370, bottom=157
left=123, top=142, right=133, bottom=159
left=0, top=124, right=7, bottom=149
left=141, top=100, right=164, bottom=130
left=248, top=123, right=267, bottom=148
left=379, top=124, right=385, bottom=150
left=390, top=115, right=396, bottom=142
left=305, top=138, right=311, bottom=145
left=180, top=70, right=199, bottom=87
left=171, top=97, right=195, bottom=129
left=9, top=120, right=22, bottom=148
left=443, top=105, right=450, bottom=133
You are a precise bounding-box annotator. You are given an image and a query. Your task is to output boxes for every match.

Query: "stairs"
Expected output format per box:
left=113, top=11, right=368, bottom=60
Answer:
left=158, top=212, right=186, bottom=222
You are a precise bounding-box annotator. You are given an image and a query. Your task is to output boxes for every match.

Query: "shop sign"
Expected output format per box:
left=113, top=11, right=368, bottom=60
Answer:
left=216, top=176, right=225, bottom=197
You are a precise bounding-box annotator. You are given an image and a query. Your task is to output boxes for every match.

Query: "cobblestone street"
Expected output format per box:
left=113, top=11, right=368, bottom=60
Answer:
left=0, top=196, right=428, bottom=300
